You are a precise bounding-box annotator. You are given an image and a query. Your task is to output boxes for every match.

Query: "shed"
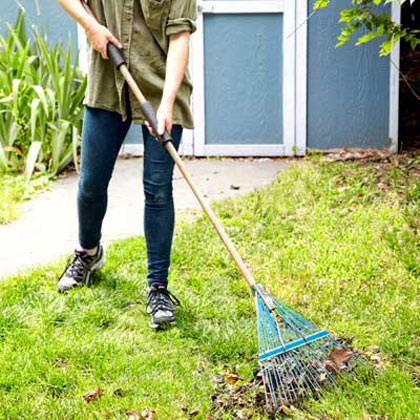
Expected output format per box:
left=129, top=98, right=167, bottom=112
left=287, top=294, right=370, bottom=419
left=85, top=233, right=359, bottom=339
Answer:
left=1, top=0, right=400, bottom=156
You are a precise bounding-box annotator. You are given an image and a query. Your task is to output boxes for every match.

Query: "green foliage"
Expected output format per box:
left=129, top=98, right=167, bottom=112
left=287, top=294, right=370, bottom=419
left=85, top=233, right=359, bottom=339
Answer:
left=0, top=12, right=87, bottom=178
left=315, top=0, right=420, bottom=55
left=0, top=173, right=49, bottom=224
left=0, top=160, right=419, bottom=418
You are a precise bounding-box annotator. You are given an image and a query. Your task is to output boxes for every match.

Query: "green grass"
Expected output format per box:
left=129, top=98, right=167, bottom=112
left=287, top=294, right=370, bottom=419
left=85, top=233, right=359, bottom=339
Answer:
left=0, top=174, right=49, bottom=224
left=0, top=159, right=419, bottom=419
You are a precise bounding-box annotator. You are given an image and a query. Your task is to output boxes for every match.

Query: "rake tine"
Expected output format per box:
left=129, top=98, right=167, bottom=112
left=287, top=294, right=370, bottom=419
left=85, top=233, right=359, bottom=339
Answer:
left=254, top=283, right=368, bottom=410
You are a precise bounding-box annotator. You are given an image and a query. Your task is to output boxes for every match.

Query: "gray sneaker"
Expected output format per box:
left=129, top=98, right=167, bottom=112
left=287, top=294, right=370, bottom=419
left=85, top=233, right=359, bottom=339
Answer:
left=57, top=246, right=105, bottom=293
left=146, top=283, right=181, bottom=329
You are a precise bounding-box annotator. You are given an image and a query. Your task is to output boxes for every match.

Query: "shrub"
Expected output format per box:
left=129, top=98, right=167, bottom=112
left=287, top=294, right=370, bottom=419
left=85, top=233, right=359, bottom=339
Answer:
left=0, top=12, right=87, bottom=178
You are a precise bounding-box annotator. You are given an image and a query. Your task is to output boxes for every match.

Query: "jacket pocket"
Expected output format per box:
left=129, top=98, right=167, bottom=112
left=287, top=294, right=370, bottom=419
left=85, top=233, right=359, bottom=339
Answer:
left=140, top=0, right=170, bottom=31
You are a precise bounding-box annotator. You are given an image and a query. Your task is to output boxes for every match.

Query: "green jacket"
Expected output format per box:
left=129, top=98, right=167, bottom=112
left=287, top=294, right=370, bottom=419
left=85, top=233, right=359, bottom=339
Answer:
left=84, top=0, right=197, bottom=128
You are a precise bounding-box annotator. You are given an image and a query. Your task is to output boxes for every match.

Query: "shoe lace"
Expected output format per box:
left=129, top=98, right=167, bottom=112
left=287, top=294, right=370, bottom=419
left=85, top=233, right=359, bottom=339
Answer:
left=63, top=251, right=93, bottom=283
left=147, top=286, right=181, bottom=314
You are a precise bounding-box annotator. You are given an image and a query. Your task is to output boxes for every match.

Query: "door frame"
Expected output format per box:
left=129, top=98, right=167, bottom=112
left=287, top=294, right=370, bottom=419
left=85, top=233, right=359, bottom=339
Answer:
left=191, top=0, right=307, bottom=156
left=389, top=2, right=400, bottom=153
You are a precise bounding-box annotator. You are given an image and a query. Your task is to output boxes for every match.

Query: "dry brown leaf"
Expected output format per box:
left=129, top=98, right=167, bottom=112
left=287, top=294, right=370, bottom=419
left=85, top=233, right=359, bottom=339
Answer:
left=212, top=375, right=224, bottom=385
left=113, top=388, right=125, bottom=397
left=141, top=406, right=155, bottom=420
left=83, top=386, right=104, bottom=402
left=126, top=409, right=140, bottom=420
left=224, top=373, right=239, bottom=384
left=323, top=347, right=353, bottom=373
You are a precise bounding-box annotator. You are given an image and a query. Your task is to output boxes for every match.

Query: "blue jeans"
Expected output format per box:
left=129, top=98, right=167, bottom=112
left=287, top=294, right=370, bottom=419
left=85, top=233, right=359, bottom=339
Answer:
left=78, top=105, right=182, bottom=284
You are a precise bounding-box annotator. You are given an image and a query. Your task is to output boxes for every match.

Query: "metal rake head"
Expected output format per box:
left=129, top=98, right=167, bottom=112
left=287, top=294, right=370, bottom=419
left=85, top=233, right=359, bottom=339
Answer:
left=253, top=283, right=367, bottom=411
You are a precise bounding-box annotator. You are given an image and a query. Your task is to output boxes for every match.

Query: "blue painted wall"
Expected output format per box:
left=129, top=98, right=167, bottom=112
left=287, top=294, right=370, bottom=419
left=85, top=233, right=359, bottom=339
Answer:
left=1, top=0, right=77, bottom=54
left=307, top=0, right=391, bottom=149
left=204, top=13, right=283, bottom=145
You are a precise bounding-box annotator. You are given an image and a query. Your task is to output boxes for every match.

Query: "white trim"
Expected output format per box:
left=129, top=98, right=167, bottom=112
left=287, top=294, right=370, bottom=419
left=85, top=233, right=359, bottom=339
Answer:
left=180, top=129, right=194, bottom=155
left=202, top=144, right=286, bottom=156
left=120, top=144, right=144, bottom=156
left=295, top=0, right=307, bottom=156
left=282, top=0, right=296, bottom=156
left=198, top=1, right=284, bottom=14
left=192, top=7, right=206, bottom=156
left=77, top=24, right=89, bottom=75
left=389, top=2, right=400, bottom=153
left=119, top=132, right=193, bottom=156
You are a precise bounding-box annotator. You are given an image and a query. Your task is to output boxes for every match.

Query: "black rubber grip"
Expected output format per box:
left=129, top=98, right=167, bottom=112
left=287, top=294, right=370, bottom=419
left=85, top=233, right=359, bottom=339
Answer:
left=140, top=101, right=173, bottom=145
left=107, top=43, right=126, bottom=69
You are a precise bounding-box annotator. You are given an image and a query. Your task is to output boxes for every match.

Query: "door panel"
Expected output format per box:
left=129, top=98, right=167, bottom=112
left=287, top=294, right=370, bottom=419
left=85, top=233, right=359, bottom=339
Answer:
left=204, top=13, right=283, bottom=145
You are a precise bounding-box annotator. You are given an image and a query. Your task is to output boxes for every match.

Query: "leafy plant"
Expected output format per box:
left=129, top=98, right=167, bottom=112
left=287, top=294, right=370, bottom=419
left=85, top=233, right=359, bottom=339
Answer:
left=314, top=0, right=420, bottom=56
left=0, top=11, right=87, bottom=178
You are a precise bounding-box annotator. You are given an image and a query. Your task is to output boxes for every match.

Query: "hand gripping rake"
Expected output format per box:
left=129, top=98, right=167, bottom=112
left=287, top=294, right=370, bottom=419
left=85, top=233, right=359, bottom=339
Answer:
left=81, top=2, right=366, bottom=410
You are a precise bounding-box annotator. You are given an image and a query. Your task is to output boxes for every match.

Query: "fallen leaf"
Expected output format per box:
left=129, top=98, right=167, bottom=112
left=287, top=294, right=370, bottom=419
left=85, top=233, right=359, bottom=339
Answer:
left=370, top=345, right=380, bottom=354
left=212, top=375, right=224, bottom=385
left=83, top=386, right=104, bottom=402
left=189, top=409, right=200, bottom=417
left=224, top=373, right=239, bottom=384
left=113, top=388, right=125, bottom=397
left=126, top=409, right=140, bottom=420
left=141, top=407, right=155, bottom=420
left=318, top=372, right=328, bottom=383
left=323, top=348, right=353, bottom=373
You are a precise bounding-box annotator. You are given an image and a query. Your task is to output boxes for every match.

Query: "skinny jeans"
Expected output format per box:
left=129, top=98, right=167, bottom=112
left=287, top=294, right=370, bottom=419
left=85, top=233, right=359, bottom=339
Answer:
left=77, top=104, right=182, bottom=285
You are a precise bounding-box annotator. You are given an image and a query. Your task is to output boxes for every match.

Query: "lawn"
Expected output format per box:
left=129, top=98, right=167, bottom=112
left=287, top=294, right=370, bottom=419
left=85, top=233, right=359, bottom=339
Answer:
left=0, top=156, right=419, bottom=419
left=0, top=174, right=49, bottom=224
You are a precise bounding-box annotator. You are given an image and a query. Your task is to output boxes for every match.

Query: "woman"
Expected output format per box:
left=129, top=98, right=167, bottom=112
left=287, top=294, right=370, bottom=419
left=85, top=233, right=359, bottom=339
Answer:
left=56, top=0, right=196, bottom=328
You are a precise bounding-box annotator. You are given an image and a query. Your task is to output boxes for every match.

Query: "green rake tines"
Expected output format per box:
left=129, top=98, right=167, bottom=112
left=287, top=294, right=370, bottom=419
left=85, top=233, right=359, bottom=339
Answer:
left=254, top=283, right=367, bottom=411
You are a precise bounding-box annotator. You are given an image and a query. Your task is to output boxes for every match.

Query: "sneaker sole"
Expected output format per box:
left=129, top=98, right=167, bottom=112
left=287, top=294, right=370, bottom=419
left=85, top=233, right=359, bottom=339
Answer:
left=149, top=319, right=176, bottom=329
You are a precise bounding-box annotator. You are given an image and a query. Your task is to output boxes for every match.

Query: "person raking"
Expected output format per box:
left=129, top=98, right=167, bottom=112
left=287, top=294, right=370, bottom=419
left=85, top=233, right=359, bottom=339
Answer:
left=56, top=0, right=196, bottom=328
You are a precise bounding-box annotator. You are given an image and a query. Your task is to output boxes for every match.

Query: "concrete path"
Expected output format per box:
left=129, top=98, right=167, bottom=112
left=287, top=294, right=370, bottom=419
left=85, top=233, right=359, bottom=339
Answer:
left=0, top=158, right=289, bottom=279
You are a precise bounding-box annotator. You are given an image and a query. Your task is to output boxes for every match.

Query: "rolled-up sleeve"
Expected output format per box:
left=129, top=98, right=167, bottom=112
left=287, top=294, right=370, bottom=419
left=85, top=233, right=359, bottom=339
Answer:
left=166, top=0, right=197, bottom=36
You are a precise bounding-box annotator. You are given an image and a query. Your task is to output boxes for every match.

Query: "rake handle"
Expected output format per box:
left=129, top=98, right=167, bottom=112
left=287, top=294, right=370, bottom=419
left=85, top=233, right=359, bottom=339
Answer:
left=164, top=142, right=256, bottom=289
left=80, top=0, right=257, bottom=290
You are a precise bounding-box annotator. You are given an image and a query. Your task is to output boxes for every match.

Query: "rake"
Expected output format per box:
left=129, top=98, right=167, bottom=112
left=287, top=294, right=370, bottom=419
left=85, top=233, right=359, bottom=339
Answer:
left=80, top=2, right=365, bottom=410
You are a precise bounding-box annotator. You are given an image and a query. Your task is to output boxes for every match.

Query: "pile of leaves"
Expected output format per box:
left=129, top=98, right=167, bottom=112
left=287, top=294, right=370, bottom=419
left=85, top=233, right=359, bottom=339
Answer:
left=208, top=369, right=267, bottom=419
left=207, top=343, right=371, bottom=419
left=207, top=338, right=398, bottom=420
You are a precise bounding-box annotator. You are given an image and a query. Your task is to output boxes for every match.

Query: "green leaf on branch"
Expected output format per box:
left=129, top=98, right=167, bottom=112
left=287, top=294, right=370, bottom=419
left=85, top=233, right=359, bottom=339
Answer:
left=356, top=31, right=382, bottom=46
left=314, top=0, right=329, bottom=9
